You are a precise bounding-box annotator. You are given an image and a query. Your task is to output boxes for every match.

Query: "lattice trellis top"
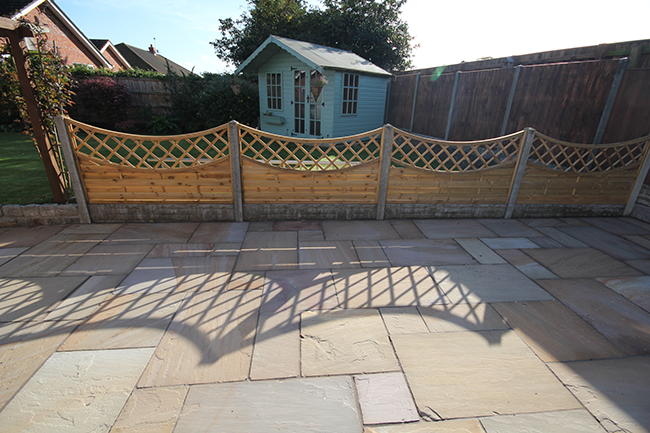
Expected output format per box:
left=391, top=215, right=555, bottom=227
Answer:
left=529, top=132, right=650, bottom=173
left=391, top=128, right=524, bottom=172
left=239, top=124, right=383, bottom=171
left=65, top=118, right=230, bottom=169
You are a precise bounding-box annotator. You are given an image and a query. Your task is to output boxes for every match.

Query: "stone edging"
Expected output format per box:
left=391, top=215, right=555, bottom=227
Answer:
left=0, top=204, right=80, bottom=227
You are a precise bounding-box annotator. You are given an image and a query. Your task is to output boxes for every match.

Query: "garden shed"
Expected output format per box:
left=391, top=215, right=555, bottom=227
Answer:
left=235, top=35, right=392, bottom=138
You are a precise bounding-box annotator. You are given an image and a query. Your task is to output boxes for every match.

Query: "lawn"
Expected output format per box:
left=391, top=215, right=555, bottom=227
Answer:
left=0, top=133, right=53, bottom=205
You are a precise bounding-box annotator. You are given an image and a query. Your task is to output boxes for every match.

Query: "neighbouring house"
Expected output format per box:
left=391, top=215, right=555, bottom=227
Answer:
left=236, top=35, right=392, bottom=138
left=115, top=43, right=192, bottom=76
left=1, top=0, right=117, bottom=70
left=90, top=39, right=131, bottom=71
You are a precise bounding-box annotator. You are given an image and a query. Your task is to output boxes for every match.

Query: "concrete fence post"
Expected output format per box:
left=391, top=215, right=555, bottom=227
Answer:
left=444, top=71, right=462, bottom=140
left=54, top=116, right=91, bottom=224
left=228, top=120, right=244, bottom=222
left=376, top=124, right=394, bottom=220
left=625, top=141, right=650, bottom=216
left=505, top=127, right=536, bottom=218
left=408, top=73, right=421, bottom=132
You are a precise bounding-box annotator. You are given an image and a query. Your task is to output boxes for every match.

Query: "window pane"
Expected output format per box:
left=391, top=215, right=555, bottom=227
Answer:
left=354, top=75, right=359, bottom=87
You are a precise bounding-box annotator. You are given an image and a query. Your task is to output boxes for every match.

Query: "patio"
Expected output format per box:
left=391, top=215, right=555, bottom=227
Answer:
left=0, top=217, right=649, bottom=432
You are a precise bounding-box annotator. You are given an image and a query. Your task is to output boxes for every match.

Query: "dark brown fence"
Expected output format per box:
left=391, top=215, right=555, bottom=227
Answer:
left=387, top=59, right=650, bottom=145
left=114, top=77, right=170, bottom=120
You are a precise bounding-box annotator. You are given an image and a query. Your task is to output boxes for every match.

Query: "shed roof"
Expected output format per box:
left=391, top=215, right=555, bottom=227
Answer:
left=235, top=35, right=391, bottom=77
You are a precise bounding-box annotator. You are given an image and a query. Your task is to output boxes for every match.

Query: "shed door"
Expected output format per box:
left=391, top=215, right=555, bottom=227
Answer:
left=293, top=70, right=323, bottom=137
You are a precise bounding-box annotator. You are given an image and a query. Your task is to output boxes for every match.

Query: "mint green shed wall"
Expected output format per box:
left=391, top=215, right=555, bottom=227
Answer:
left=256, top=51, right=388, bottom=138
left=333, top=73, right=389, bottom=137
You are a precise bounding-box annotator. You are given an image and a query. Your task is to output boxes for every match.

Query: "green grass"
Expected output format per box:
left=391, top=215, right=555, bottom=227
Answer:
left=0, top=133, right=54, bottom=205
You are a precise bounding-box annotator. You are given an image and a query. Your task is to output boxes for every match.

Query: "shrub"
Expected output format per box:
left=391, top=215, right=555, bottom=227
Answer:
left=71, top=76, right=131, bottom=128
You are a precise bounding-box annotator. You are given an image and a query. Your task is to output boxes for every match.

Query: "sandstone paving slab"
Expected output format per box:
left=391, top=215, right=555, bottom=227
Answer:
left=558, top=217, right=592, bottom=226
left=209, top=242, right=241, bottom=256
left=539, top=279, right=650, bottom=355
left=494, top=249, right=558, bottom=280
left=418, top=303, right=508, bottom=333
left=528, top=236, right=565, bottom=248
left=597, top=276, right=650, bottom=312
left=534, top=227, right=588, bottom=248
left=0, top=347, right=154, bottom=433
left=234, top=231, right=298, bottom=271
left=392, top=331, right=581, bottom=420
left=299, top=240, right=361, bottom=269
left=174, top=376, right=362, bottom=433
left=0, top=225, right=63, bottom=248
left=480, top=409, right=607, bottom=433
left=172, top=256, right=237, bottom=293
left=413, top=219, right=497, bottom=239
left=250, top=270, right=338, bottom=380
left=110, top=385, right=188, bottom=433
left=380, top=239, right=476, bottom=266
left=429, top=264, right=554, bottom=304
left=274, top=220, right=322, bottom=231
left=355, top=372, right=419, bottom=425
left=61, top=242, right=153, bottom=275
left=188, top=221, right=249, bottom=243
left=58, top=292, right=184, bottom=351
left=363, top=419, right=485, bottom=433
left=390, top=220, right=425, bottom=239
left=45, top=274, right=126, bottom=321
left=524, top=248, right=642, bottom=278
left=558, top=226, right=650, bottom=261
left=59, top=223, right=122, bottom=235
left=0, top=276, right=87, bottom=322
left=491, top=300, right=624, bottom=362
left=323, top=220, right=399, bottom=241
left=355, top=240, right=391, bottom=268
left=115, top=258, right=178, bottom=294
left=380, top=307, right=429, bottom=335
left=480, top=237, right=540, bottom=250
left=477, top=219, right=543, bottom=237
left=0, top=247, right=27, bottom=266
left=138, top=288, right=262, bottom=387
left=147, top=243, right=212, bottom=257
left=624, top=234, right=650, bottom=250
left=301, top=309, right=400, bottom=376
left=299, top=229, right=325, bottom=241
left=549, top=356, right=650, bottom=433
left=104, top=222, right=199, bottom=244
left=0, top=320, right=79, bottom=410
left=581, top=217, right=650, bottom=235
left=454, top=238, right=506, bottom=264
left=248, top=221, right=274, bottom=231
left=0, top=234, right=102, bottom=277
left=332, top=267, right=447, bottom=309
left=627, top=259, right=650, bottom=275
left=518, top=218, right=568, bottom=227
left=623, top=216, right=650, bottom=231
left=226, top=271, right=265, bottom=291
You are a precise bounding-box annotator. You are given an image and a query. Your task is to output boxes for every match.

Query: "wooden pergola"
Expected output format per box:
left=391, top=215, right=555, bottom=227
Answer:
left=0, top=16, right=66, bottom=203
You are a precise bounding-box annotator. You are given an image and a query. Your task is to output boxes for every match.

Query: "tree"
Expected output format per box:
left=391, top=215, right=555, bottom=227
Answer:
left=211, top=0, right=414, bottom=71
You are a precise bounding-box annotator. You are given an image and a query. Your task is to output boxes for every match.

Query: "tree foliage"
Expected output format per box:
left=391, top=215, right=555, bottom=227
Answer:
left=211, top=0, right=414, bottom=71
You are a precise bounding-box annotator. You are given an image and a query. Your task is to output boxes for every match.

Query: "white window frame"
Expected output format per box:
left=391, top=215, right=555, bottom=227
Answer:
left=266, top=72, right=283, bottom=111
left=341, top=73, right=359, bottom=115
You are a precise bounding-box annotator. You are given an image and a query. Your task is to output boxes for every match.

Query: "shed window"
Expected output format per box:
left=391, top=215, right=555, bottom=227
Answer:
left=342, top=73, right=359, bottom=115
left=266, top=73, right=282, bottom=110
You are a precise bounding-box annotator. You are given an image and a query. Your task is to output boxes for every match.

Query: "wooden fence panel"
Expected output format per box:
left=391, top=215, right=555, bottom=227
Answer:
left=516, top=165, right=636, bottom=205
left=411, top=73, right=455, bottom=138
left=386, top=74, right=417, bottom=129
left=499, top=61, right=619, bottom=143
left=241, top=158, right=380, bottom=203
left=602, top=69, right=650, bottom=143
left=447, top=69, right=514, bottom=141
left=387, top=166, right=514, bottom=204
left=78, top=155, right=233, bottom=203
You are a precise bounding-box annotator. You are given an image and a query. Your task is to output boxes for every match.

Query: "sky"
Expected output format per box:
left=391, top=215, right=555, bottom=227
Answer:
left=57, top=0, right=650, bottom=74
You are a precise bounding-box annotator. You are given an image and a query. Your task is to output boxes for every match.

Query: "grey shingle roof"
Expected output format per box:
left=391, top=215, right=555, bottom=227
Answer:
left=236, top=35, right=391, bottom=77
left=115, top=43, right=192, bottom=76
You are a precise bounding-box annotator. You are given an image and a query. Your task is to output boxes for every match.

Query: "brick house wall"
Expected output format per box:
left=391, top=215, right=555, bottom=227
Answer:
left=99, top=45, right=129, bottom=71
left=24, top=4, right=106, bottom=68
